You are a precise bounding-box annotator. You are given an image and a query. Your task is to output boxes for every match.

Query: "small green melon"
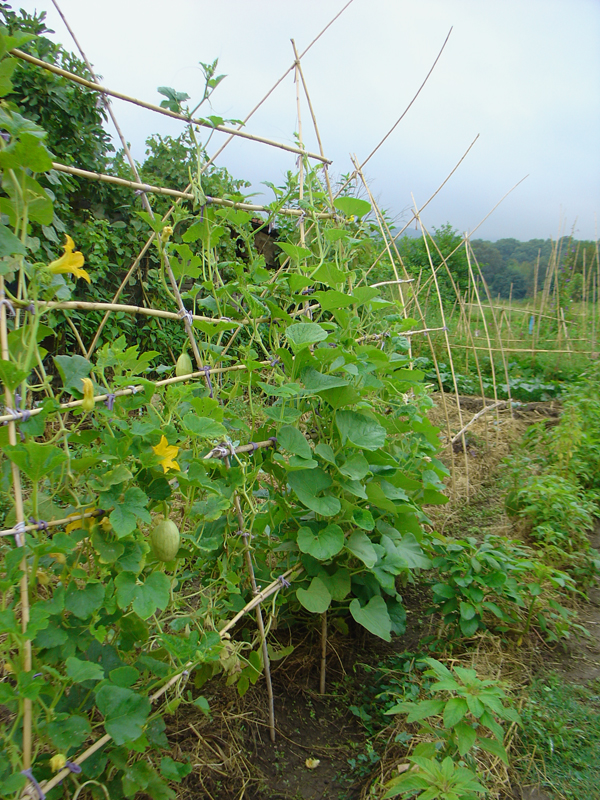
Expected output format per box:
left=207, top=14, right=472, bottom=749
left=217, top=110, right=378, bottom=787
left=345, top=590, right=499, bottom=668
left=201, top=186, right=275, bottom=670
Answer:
left=175, top=351, right=193, bottom=377
left=150, top=518, right=180, bottom=562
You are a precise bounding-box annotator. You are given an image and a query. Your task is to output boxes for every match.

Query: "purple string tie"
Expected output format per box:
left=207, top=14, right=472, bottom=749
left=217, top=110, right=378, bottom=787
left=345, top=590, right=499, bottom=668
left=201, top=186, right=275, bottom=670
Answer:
left=104, top=393, right=116, bottom=411
left=203, top=366, right=213, bottom=398
left=66, top=761, right=82, bottom=774
left=278, top=575, right=291, bottom=589
left=0, top=297, right=15, bottom=317
left=20, top=769, right=46, bottom=799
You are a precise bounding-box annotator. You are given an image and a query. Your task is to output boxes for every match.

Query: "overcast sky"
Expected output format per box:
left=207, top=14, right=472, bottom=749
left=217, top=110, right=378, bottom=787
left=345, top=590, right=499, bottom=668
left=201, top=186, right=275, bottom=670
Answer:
left=12, top=0, right=600, bottom=241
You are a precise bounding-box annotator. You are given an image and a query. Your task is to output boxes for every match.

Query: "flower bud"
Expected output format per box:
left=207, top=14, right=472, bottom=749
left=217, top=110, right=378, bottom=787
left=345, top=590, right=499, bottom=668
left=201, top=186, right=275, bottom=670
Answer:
left=81, top=378, right=95, bottom=412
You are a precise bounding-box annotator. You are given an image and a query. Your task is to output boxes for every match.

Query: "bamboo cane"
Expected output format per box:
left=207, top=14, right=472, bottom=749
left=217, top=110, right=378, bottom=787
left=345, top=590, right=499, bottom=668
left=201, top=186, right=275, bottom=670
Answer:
left=1, top=278, right=32, bottom=769
left=0, top=361, right=275, bottom=426
left=50, top=162, right=335, bottom=219
left=10, top=48, right=330, bottom=163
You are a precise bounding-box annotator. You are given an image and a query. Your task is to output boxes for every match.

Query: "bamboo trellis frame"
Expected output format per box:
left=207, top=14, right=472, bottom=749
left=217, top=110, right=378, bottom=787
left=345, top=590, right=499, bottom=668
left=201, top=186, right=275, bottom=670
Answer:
left=3, top=3, right=598, bottom=795
left=10, top=49, right=330, bottom=164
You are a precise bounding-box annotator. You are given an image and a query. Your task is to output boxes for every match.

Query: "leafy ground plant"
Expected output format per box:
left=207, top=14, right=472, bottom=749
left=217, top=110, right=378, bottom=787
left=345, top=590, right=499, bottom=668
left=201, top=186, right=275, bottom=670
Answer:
left=383, top=752, right=487, bottom=800
left=425, top=534, right=578, bottom=644
left=384, top=657, right=520, bottom=767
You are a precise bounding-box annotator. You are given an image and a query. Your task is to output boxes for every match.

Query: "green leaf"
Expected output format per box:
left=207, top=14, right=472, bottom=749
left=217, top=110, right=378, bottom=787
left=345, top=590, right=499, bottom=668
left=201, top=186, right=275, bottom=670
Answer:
left=340, top=454, right=370, bottom=480
left=278, top=425, right=312, bottom=460
left=53, top=354, right=92, bottom=395
left=95, top=684, right=151, bottom=745
left=352, top=508, right=375, bottom=530
left=314, top=290, right=355, bottom=311
left=288, top=469, right=341, bottom=517
left=302, top=367, right=349, bottom=393
left=64, top=582, right=104, bottom=620
left=443, top=696, right=468, bottom=728
left=297, top=524, right=344, bottom=560
left=182, top=413, right=227, bottom=439
left=336, top=410, right=386, bottom=450
left=311, top=261, right=347, bottom=287
left=319, top=384, right=361, bottom=409
left=0, top=224, right=27, bottom=257
left=296, top=577, right=332, bottom=613
left=110, top=487, right=151, bottom=537
left=349, top=596, right=391, bottom=641
left=459, top=616, right=480, bottom=637
left=346, top=531, right=377, bottom=568
left=315, top=443, right=337, bottom=465
left=480, top=710, right=505, bottom=741
left=47, top=715, right=91, bottom=751
left=3, top=441, right=67, bottom=481
left=285, top=322, right=328, bottom=349
left=279, top=242, right=312, bottom=261
left=404, top=698, right=446, bottom=722
left=455, top=721, right=477, bottom=756
left=160, top=757, right=192, bottom=783
left=109, top=666, right=140, bottom=688
left=319, top=568, right=351, bottom=601
left=478, top=736, right=509, bottom=764
left=115, top=572, right=170, bottom=620
left=384, top=533, right=431, bottom=569
left=65, top=657, right=105, bottom=683
left=333, top=197, right=371, bottom=218
left=91, top=528, right=125, bottom=564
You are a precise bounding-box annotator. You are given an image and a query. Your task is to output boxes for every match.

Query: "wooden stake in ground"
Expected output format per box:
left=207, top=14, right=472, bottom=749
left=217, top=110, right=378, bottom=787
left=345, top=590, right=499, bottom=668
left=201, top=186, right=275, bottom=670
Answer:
left=0, top=277, right=32, bottom=769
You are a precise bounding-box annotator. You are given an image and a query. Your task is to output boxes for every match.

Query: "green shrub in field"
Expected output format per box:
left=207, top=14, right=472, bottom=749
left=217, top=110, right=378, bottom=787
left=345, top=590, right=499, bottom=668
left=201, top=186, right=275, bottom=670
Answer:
left=510, top=474, right=599, bottom=587
left=424, top=534, right=578, bottom=644
left=381, top=658, right=520, bottom=799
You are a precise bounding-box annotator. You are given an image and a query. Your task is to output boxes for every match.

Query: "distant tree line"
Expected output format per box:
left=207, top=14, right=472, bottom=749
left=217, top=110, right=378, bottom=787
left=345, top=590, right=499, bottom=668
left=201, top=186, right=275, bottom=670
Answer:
left=470, top=237, right=598, bottom=300
left=392, top=227, right=598, bottom=302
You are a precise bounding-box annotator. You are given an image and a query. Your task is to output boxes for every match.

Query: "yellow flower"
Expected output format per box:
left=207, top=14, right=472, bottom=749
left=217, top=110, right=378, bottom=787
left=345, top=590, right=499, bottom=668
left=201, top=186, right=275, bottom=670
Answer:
left=152, top=435, right=180, bottom=474
left=49, top=754, right=67, bottom=772
left=48, top=235, right=90, bottom=283
left=81, top=378, right=95, bottom=412
left=160, top=225, right=174, bottom=243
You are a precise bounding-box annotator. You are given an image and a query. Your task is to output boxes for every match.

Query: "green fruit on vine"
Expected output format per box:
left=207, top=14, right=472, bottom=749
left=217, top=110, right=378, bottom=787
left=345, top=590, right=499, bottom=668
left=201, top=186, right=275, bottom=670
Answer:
left=150, top=518, right=180, bottom=562
left=175, top=351, right=193, bottom=377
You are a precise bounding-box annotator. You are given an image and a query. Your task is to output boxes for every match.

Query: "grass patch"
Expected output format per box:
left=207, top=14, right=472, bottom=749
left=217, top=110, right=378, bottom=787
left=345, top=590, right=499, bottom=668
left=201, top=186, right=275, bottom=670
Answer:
left=516, top=673, right=600, bottom=799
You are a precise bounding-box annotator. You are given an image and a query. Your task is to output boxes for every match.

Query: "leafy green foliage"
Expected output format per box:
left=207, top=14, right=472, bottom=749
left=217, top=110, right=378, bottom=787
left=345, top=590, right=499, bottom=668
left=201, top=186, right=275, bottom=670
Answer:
left=385, top=658, right=520, bottom=765
left=396, top=224, right=469, bottom=300
left=425, top=533, right=578, bottom=643
left=0, top=19, right=450, bottom=796
left=383, top=753, right=487, bottom=800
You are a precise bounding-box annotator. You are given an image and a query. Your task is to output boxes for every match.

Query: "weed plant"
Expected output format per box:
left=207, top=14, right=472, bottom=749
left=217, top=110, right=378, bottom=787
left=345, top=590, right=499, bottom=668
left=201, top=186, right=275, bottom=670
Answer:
left=424, top=534, right=579, bottom=644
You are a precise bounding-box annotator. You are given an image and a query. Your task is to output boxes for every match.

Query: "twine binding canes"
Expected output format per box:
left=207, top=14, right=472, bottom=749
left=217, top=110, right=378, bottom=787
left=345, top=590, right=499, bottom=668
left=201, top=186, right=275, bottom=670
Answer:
left=80, top=0, right=353, bottom=359
left=1, top=276, right=32, bottom=769
left=0, top=360, right=273, bottom=426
